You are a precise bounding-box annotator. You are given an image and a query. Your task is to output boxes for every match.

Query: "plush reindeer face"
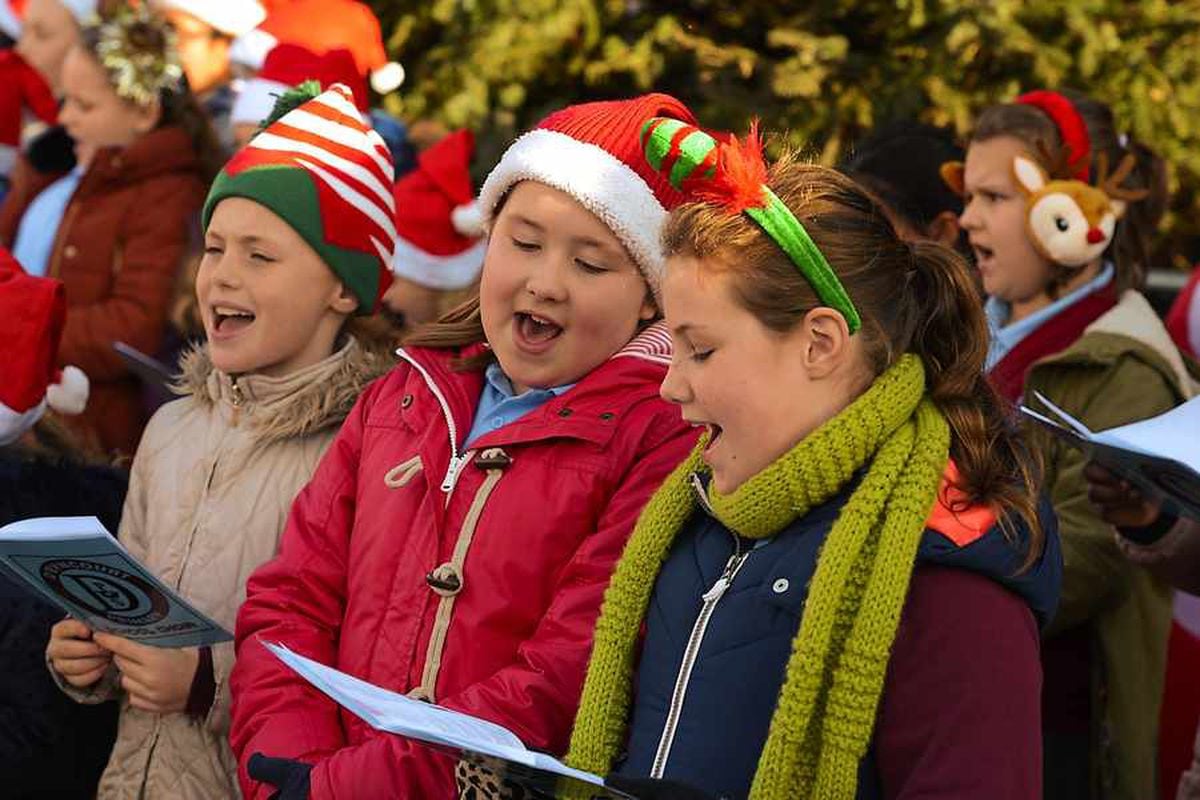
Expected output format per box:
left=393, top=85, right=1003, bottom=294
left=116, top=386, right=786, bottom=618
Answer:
left=1011, top=150, right=1151, bottom=270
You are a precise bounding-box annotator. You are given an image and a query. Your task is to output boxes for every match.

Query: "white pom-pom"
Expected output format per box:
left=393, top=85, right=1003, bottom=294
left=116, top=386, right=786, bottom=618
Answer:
left=370, top=62, right=406, bottom=94
left=46, top=365, right=89, bottom=415
left=451, top=201, right=485, bottom=237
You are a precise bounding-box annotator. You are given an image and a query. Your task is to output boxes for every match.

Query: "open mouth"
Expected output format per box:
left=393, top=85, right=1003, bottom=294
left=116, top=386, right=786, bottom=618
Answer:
left=211, top=305, right=256, bottom=336
left=972, top=243, right=995, bottom=263
left=514, top=311, right=563, bottom=346
left=704, top=423, right=723, bottom=453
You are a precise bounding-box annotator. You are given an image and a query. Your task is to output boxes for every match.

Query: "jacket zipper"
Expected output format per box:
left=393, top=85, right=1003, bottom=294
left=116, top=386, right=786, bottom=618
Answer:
left=650, top=533, right=750, bottom=778
left=395, top=349, right=470, bottom=493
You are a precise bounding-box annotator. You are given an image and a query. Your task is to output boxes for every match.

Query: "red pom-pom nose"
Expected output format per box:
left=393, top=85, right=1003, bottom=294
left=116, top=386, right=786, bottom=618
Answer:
left=1086, top=227, right=1105, bottom=244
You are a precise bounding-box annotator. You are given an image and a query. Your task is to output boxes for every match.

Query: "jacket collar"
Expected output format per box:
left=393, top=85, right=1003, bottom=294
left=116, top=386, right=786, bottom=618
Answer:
left=399, top=321, right=673, bottom=450
left=76, top=125, right=202, bottom=194
left=1036, top=290, right=1198, bottom=399
left=177, top=336, right=392, bottom=444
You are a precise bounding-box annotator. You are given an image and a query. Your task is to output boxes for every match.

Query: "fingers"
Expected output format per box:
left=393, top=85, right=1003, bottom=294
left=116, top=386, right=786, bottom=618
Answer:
left=93, top=633, right=146, bottom=663
left=50, top=618, right=96, bottom=641
left=1083, top=461, right=1118, bottom=485
left=47, top=635, right=109, bottom=661
left=64, top=663, right=110, bottom=689
left=55, top=654, right=111, bottom=676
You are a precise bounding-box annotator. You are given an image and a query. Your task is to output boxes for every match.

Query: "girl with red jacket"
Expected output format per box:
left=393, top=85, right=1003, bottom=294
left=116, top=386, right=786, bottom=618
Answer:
left=0, top=5, right=221, bottom=458
left=230, top=93, right=702, bottom=799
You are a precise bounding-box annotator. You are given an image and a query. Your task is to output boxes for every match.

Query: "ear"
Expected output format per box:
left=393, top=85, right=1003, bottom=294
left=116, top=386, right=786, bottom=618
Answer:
left=939, top=161, right=965, bottom=196
left=638, top=286, right=658, bottom=322
left=1012, top=156, right=1046, bottom=196
left=330, top=283, right=359, bottom=315
left=926, top=210, right=962, bottom=249
left=799, top=307, right=852, bottom=380
left=1109, top=198, right=1128, bottom=220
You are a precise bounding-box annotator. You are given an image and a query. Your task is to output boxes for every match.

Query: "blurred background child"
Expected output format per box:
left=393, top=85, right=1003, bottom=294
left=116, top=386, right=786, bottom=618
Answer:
left=0, top=3, right=219, bottom=458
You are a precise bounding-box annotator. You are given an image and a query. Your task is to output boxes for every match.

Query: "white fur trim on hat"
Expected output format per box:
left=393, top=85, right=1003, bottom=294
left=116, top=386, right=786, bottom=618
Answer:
left=0, top=398, right=46, bottom=446
left=46, top=365, right=89, bottom=415
left=450, top=200, right=484, bottom=238
left=59, top=0, right=97, bottom=23
left=477, top=128, right=667, bottom=297
left=230, top=77, right=289, bottom=126
left=229, top=28, right=277, bottom=69
left=370, top=62, right=405, bottom=94
left=155, top=0, right=266, bottom=36
left=391, top=236, right=486, bottom=291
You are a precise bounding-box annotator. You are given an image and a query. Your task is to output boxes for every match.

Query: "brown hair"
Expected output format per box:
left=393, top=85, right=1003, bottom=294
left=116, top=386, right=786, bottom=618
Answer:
left=971, top=91, right=1168, bottom=294
left=79, top=11, right=225, bottom=184
left=664, top=155, right=1044, bottom=569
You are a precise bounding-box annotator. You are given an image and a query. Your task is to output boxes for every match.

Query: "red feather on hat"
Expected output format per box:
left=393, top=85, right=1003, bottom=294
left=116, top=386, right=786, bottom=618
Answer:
left=694, top=121, right=769, bottom=214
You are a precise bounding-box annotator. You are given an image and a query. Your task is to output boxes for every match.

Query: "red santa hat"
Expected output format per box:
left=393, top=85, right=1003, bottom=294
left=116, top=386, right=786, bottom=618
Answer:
left=229, top=0, right=403, bottom=94
left=231, top=44, right=367, bottom=128
left=477, top=93, right=699, bottom=300
left=0, top=251, right=89, bottom=446
left=391, top=130, right=486, bottom=291
left=0, top=50, right=57, bottom=177
left=152, top=0, right=266, bottom=36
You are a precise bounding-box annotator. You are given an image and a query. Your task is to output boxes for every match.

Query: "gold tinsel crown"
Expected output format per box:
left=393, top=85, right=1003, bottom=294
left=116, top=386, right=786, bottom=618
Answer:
left=88, top=4, right=184, bottom=107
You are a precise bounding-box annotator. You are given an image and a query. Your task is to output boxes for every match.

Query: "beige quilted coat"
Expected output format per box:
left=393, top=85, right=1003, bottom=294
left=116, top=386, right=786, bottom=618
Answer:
left=49, top=337, right=390, bottom=799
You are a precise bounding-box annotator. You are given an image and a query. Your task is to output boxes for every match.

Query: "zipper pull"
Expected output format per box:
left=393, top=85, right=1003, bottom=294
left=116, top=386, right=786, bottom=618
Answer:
left=229, top=379, right=244, bottom=425
left=701, top=552, right=746, bottom=603
left=440, top=452, right=470, bottom=493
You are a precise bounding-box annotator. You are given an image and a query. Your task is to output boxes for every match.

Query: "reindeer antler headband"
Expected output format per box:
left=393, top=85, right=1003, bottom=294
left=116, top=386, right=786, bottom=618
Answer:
left=640, top=117, right=862, bottom=334
left=89, top=5, right=183, bottom=107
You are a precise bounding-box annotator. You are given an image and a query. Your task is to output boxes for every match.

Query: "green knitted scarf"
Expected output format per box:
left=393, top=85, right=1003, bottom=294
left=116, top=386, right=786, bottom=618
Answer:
left=566, top=354, right=950, bottom=800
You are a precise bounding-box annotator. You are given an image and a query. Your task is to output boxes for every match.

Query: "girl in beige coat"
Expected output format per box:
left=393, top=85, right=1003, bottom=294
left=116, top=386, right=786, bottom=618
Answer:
left=45, top=80, right=397, bottom=798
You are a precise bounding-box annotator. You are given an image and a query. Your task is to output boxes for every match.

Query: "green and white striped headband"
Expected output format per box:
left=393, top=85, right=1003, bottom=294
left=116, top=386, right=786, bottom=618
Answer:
left=640, top=117, right=862, bottom=334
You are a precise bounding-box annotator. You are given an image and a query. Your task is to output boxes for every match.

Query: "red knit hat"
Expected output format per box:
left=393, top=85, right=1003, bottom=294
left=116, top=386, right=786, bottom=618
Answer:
left=0, top=250, right=89, bottom=445
left=391, top=129, right=486, bottom=290
left=476, top=93, right=698, bottom=298
left=231, top=44, right=368, bottom=127
left=0, top=50, right=57, bottom=178
left=230, top=0, right=403, bottom=94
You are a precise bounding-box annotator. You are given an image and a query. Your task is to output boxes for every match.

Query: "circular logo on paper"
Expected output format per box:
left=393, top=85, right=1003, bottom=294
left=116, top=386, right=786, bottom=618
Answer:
left=39, top=559, right=169, bottom=626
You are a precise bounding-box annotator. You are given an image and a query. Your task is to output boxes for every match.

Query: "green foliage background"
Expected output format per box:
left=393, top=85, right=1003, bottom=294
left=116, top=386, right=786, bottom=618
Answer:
left=371, top=0, right=1200, bottom=265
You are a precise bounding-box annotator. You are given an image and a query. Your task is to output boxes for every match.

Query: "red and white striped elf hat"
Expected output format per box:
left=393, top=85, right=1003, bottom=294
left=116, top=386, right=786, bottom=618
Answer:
left=202, top=81, right=396, bottom=313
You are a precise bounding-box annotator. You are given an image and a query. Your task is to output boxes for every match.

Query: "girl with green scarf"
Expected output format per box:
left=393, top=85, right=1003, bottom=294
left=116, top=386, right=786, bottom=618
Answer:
left=564, top=123, right=1061, bottom=800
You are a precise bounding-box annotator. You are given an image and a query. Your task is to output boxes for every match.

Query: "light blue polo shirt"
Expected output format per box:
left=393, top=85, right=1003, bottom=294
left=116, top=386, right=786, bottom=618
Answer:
left=464, top=362, right=576, bottom=448
left=12, top=167, right=84, bottom=277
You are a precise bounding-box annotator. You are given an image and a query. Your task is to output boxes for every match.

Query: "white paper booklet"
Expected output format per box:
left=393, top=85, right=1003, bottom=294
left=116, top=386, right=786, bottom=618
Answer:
left=1021, top=392, right=1200, bottom=520
left=262, top=642, right=634, bottom=798
left=0, top=516, right=232, bottom=647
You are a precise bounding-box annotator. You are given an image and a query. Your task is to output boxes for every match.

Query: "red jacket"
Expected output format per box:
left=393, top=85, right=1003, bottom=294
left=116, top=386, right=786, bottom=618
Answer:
left=229, top=327, right=698, bottom=799
left=0, top=126, right=206, bottom=456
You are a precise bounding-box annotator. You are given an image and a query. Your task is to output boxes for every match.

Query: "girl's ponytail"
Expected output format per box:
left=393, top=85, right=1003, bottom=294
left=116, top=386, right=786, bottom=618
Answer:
left=904, top=239, right=1044, bottom=568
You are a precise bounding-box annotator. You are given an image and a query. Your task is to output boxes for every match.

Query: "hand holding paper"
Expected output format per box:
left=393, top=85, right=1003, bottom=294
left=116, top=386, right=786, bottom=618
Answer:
left=1021, top=393, right=1200, bottom=521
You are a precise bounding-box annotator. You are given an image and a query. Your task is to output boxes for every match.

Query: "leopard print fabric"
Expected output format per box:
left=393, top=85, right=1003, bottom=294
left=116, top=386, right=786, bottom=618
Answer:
left=456, top=760, right=533, bottom=800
